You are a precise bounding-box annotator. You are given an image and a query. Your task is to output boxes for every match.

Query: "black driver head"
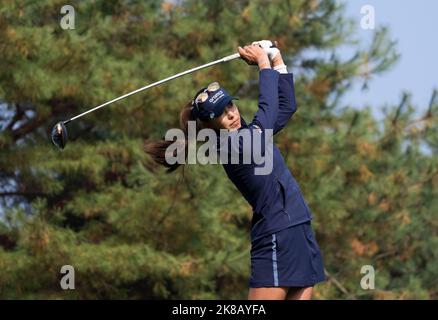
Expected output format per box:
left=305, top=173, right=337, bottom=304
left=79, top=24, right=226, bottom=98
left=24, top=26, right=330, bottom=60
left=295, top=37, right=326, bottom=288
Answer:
left=51, top=122, right=68, bottom=149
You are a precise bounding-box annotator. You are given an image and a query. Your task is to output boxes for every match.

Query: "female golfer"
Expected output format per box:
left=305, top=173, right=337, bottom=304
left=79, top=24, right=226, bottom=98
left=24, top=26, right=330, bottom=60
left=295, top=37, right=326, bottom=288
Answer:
left=145, top=42, right=325, bottom=300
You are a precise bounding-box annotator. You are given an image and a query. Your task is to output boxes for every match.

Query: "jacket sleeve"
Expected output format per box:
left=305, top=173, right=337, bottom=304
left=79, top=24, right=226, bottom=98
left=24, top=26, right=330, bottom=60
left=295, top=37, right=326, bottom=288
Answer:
left=252, top=69, right=280, bottom=131
left=273, top=73, right=297, bottom=135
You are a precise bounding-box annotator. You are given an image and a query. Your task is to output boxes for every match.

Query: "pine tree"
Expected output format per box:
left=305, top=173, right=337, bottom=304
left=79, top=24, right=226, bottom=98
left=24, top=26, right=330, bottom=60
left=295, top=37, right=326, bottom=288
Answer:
left=0, top=0, right=436, bottom=299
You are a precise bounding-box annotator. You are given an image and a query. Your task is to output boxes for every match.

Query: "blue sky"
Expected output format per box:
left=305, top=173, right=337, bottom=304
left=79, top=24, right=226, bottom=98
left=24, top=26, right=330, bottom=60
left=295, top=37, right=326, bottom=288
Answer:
left=337, top=0, right=438, bottom=118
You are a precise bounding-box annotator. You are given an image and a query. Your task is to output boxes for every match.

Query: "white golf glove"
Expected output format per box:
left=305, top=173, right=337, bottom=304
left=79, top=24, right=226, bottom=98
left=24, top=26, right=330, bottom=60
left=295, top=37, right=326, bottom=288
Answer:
left=252, top=40, right=280, bottom=61
left=252, top=40, right=288, bottom=73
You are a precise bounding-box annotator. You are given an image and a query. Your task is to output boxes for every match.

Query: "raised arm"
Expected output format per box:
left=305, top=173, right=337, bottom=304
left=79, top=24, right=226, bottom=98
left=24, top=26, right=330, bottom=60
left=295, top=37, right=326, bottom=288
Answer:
left=238, top=45, right=280, bottom=131
left=252, top=42, right=298, bottom=135
left=273, top=54, right=297, bottom=134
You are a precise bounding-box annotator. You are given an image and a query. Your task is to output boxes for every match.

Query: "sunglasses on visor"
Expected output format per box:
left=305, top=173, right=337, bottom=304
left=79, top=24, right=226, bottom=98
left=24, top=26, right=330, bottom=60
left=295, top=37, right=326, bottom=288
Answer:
left=193, top=82, right=221, bottom=108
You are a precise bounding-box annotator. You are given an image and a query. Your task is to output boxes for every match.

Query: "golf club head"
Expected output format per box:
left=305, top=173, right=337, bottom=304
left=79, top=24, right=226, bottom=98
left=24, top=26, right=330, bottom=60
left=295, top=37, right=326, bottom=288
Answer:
left=51, top=122, right=68, bottom=149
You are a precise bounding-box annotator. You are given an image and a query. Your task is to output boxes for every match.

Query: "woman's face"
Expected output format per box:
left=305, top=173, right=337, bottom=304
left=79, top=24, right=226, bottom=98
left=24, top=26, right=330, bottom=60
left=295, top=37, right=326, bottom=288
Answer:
left=207, top=102, right=241, bottom=132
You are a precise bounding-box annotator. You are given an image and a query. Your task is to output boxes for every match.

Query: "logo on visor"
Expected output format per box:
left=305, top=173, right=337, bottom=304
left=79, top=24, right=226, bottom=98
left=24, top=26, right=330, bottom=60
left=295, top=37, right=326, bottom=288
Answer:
left=209, top=90, right=225, bottom=104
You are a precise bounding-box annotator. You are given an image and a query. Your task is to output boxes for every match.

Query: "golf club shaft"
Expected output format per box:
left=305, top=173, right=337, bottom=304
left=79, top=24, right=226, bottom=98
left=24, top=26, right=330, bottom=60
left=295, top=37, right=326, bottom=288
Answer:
left=64, top=53, right=241, bottom=124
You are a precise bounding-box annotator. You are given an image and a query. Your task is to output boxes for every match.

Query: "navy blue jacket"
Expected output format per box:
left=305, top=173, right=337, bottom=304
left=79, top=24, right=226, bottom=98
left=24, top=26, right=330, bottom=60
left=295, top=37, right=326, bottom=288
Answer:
left=218, top=69, right=312, bottom=241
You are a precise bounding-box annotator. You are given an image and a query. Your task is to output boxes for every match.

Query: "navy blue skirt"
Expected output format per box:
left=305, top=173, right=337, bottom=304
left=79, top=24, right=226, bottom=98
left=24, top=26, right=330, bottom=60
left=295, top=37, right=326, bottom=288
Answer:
left=249, top=222, right=326, bottom=288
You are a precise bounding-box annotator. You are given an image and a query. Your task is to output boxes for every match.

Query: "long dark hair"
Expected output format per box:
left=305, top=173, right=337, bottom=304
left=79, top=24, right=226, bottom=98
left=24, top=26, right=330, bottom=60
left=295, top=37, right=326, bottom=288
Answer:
left=144, top=101, right=205, bottom=173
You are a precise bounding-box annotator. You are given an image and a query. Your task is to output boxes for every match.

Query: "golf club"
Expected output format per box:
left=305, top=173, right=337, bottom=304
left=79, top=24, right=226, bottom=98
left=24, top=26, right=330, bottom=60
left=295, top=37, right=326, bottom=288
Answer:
left=51, top=52, right=241, bottom=149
